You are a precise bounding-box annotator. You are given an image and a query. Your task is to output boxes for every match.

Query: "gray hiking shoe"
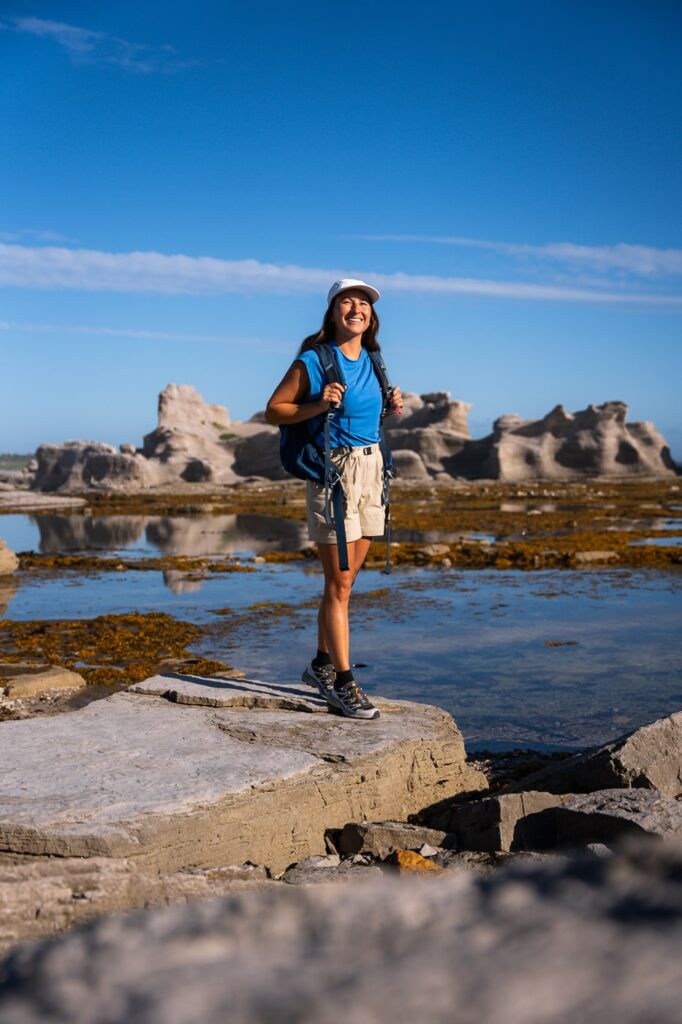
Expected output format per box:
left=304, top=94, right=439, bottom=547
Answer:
left=327, top=681, right=380, bottom=721
left=302, top=661, right=336, bottom=702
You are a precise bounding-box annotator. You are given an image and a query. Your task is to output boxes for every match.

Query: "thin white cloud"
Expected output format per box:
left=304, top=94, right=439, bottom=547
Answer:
left=347, top=235, right=682, bottom=278
left=9, top=17, right=196, bottom=74
left=0, top=228, right=76, bottom=244
left=1, top=242, right=681, bottom=307
left=0, top=320, right=276, bottom=348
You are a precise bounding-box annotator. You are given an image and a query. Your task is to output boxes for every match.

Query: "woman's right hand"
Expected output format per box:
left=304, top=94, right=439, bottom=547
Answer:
left=321, top=382, right=346, bottom=409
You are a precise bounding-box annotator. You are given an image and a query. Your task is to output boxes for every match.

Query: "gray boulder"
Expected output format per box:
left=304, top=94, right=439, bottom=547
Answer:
left=424, top=792, right=575, bottom=853
left=333, top=820, right=451, bottom=859
left=505, top=710, right=682, bottom=797
left=2, top=839, right=681, bottom=1024
left=537, top=789, right=682, bottom=848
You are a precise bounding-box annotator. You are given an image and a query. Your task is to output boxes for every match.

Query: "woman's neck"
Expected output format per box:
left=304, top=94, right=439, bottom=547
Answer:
left=336, top=337, right=363, bottom=361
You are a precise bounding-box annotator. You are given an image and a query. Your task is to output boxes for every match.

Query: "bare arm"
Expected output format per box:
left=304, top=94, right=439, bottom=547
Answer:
left=264, top=361, right=345, bottom=426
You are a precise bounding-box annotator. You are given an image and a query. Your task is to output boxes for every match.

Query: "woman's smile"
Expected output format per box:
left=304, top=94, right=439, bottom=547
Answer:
left=333, top=290, right=372, bottom=338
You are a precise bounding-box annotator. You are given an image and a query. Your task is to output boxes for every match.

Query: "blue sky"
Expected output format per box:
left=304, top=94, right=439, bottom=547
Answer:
left=2, top=0, right=681, bottom=455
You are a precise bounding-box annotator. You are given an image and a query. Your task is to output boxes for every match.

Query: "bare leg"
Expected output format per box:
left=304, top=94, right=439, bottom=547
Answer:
left=316, top=538, right=372, bottom=670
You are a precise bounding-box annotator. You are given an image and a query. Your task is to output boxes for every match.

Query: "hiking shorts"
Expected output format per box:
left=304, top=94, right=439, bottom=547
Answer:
left=306, top=443, right=386, bottom=545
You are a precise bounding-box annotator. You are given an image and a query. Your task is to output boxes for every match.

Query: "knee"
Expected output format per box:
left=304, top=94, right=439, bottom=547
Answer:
left=324, top=577, right=353, bottom=604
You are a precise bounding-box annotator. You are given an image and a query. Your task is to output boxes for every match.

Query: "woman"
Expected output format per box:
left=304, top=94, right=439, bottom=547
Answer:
left=265, top=279, right=403, bottom=721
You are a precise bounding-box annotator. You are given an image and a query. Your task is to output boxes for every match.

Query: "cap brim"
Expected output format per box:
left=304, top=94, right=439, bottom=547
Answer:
left=329, top=284, right=380, bottom=305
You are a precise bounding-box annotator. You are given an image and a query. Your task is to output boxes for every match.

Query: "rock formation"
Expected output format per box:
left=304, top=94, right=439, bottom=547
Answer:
left=384, top=392, right=473, bottom=477
left=387, top=398, right=678, bottom=481
left=459, top=401, right=679, bottom=482
left=140, top=384, right=244, bottom=482
left=28, top=385, right=278, bottom=492
left=30, top=441, right=151, bottom=492
left=22, top=384, right=680, bottom=491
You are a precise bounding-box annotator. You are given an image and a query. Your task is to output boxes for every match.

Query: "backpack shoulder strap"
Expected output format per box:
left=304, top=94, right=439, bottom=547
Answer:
left=368, top=349, right=393, bottom=420
left=315, top=343, right=345, bottom=386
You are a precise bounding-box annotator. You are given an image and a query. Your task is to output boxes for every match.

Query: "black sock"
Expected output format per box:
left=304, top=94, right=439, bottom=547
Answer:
left=334, top=669, right=354, bottom=691
left=312, top=649, right=332, bottom=669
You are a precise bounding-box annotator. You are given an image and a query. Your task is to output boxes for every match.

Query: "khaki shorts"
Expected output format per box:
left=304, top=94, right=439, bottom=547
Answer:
left=307, top=443, right=386, bottom=544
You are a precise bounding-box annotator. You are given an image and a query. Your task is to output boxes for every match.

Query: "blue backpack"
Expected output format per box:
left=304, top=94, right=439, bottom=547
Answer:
left=279, top=343, right=395, bottom=573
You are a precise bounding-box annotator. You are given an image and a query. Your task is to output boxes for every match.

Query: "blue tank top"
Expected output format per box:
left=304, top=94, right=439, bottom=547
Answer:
left=296, top=345, right=382, bottom=448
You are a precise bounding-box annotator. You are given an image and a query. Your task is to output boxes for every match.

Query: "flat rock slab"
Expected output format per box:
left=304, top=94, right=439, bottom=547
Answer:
left=2, top=839, right=681, bottom=1024
left=0, top=678, right=486, bottom=876
left=129, top=672, right=328, bottom=713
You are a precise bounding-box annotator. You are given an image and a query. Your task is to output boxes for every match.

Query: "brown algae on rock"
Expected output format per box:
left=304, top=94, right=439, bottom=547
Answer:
left=0, top=612, right=232, bottom=688
left=17, top=554, right=255, bottom=575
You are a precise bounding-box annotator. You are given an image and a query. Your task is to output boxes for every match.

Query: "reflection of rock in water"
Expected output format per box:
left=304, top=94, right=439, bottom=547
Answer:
left=0, top=577, right=18, bottom=617
left=31, top=513, right=308, bottom=559
left=146, top=514, right=308, bottom=556
left=235, top=515, right=308, bottom=552
left=34, top=516, right=146, bottom=553
left=146, top=516, right=235, bottom=557
left=162, top=570, right=208, bottom=594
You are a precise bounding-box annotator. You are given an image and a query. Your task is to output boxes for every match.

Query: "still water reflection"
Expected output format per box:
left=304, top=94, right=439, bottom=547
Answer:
left=0, top=512, right=308, bottom=560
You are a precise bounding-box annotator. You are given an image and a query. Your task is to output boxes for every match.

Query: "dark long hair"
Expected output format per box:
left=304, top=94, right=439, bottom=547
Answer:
left=297, top=295, right=381, bottom=355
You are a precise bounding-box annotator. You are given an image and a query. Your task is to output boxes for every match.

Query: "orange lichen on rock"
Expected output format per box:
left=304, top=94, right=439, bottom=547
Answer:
left=390, top=850, right=445, bottom=875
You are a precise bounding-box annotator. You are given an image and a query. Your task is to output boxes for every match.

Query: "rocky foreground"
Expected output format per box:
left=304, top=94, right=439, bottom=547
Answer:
left=2, top=841, right=682, bottom=1024
left=3, top=383, right=678, bottom=493
left=0, top=674, right=485, bottom=952
left=0, top=675, right=680, bottom=1022
left=0, top=668, right=680, bottom=909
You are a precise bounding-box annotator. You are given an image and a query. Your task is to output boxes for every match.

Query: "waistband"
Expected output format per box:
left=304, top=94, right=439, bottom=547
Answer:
left=330, top=443, right=381, bottom=458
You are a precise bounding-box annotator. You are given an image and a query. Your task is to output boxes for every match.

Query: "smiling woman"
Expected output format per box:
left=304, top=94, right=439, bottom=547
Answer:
left=265, top=279, right=403, bottom=721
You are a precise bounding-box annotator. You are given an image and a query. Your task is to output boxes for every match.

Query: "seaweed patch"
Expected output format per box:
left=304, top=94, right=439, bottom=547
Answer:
left=0, top=612, right=233, bottom=688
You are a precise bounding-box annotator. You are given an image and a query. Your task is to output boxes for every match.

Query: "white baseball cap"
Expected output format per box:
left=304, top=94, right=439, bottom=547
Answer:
left=327, top=278, right=381, bottom=307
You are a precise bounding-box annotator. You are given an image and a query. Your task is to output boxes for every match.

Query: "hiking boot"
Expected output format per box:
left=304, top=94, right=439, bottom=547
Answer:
left=327, top=681, right=380, bottom=721
left=302, top=661, right=336, bottom=702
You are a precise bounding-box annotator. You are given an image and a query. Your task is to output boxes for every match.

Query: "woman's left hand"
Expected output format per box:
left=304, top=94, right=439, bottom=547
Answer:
left=388, top=386, right=404, bottom=416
